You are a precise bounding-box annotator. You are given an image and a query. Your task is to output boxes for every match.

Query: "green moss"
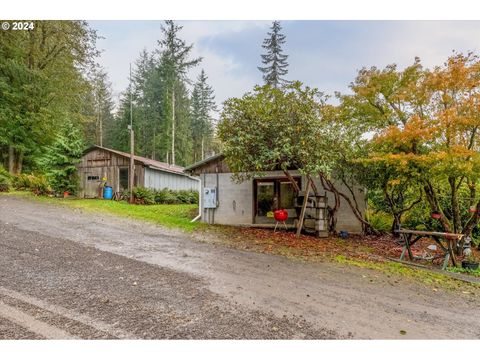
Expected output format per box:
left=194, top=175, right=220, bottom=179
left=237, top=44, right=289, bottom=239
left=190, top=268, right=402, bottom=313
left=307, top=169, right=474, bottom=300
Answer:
left=332, top=255, right=479, bottom=292
left=4, top=191, right=202, bottom=232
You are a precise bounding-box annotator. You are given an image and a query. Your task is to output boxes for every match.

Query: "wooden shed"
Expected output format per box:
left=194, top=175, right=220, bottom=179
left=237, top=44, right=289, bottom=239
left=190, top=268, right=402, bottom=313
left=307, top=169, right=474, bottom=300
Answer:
left=78, top=146, right=199, bottom=198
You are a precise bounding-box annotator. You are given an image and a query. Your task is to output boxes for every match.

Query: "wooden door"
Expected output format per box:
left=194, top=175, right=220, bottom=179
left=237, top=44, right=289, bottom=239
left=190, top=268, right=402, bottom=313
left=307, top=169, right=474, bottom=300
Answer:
left=83, top=168, right=103, bottom=198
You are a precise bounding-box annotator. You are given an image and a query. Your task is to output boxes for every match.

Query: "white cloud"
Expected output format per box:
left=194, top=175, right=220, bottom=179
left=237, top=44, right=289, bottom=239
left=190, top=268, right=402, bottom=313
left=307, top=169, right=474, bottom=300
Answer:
left=93, top=20, right=270, bottom=109
left=93, top=20, right=480, bottom=112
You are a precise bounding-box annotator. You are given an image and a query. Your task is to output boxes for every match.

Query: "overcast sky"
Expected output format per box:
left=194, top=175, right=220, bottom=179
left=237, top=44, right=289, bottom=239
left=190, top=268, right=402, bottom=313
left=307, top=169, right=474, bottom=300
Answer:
left=89, top=20, right=480, bottom=110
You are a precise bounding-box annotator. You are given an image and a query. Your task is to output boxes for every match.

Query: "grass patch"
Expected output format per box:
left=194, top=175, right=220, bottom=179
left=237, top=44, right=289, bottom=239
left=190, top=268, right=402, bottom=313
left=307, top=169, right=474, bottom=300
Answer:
left=447, top=266, right=480, bottom=277
left=332, top=254, right=480, bottom=292
left=4, top=191, right=201, bottom=232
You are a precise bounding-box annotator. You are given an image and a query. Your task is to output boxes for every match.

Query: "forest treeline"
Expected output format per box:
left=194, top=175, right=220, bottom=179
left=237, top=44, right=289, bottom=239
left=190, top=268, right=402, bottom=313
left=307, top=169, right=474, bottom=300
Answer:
left=0, top=20, right=218, bottom=177
left=3, top=20, right=480, bottom=242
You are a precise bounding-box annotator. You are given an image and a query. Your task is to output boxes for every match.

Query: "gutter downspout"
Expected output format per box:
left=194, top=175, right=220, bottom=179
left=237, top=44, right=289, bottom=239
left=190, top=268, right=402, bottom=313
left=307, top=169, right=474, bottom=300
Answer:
left=191, top=175, right=202, bottom=222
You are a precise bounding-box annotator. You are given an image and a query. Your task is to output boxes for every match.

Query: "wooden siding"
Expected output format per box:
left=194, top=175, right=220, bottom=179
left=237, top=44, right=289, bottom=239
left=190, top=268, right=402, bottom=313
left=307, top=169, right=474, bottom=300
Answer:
left=77, top=148, right=144, bottom=198
left=190, top=157, right=230, bottom=175
left=78, top=148, right=198, bottom=198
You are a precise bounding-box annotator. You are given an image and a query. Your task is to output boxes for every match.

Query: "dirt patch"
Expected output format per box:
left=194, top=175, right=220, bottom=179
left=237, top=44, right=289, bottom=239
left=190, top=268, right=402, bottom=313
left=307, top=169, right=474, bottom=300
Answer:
left=0, top=222, right=339, bottom=339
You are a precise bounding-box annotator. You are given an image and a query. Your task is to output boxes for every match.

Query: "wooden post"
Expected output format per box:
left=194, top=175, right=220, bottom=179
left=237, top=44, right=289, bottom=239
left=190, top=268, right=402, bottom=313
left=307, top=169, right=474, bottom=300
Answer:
left=129, top=63, right=134, bottom=204
left=171, top=85, right=175, bottom=165
left=129, top=126, right=134, bottom=204
left=296, top=179, right=311, bottom=238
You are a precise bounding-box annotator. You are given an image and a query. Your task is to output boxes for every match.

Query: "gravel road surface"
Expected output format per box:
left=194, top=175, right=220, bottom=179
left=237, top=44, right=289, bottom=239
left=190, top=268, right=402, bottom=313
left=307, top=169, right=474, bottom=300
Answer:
left=0, top=195, right=479, bottom=339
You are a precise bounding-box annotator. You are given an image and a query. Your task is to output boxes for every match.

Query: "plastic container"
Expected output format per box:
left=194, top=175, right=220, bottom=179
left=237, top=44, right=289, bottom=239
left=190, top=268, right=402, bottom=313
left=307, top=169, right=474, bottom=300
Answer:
left=462, top=261, right=479, bottom=270
left=103, top=186, right=113, bottom=200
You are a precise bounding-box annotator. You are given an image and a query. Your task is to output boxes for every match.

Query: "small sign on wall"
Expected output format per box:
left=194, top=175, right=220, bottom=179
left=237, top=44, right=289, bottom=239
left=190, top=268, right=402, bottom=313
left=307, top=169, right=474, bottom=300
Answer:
left=204, top=187, right=217, bottom=208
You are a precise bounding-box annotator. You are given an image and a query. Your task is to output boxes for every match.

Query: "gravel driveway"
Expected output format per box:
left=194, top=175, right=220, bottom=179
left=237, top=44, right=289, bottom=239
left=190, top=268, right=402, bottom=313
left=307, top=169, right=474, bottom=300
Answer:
left=0, top=195, right=479, bottom=339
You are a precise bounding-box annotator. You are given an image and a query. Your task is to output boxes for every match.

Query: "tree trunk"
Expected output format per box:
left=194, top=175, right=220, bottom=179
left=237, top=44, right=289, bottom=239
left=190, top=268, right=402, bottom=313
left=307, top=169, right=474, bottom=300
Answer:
left=8, top=146, right=14, bottom=174
left=15, top=151, right=23, bottom=174
left=307, top=174, right=319, bottom=196
left=319, top=172, right=340, bottom=234
left=448, top=176, right=461, bottom=234
left=99, top=111, right=103, bottom=147
left=391, top=213, right=401, bottom=235
left=338, top=190, right=378, bottom=235
left=339, top=178, right=378, bottom=235
left=282, top=169, right=300, bottom=193
left=463, top=200, right=480, bottom=237
left=468, top=180, right=476, bottom=208
left=424, top=182, right=451, bottom=232
left=8, top=147, right=23, bottom=175
left=152, top=128, right=156, bottom=160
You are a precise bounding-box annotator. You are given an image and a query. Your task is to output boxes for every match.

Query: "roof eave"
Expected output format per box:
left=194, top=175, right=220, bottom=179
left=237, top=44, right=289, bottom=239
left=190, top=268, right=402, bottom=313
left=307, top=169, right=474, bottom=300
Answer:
left=184, top=154, right=225, bottom=172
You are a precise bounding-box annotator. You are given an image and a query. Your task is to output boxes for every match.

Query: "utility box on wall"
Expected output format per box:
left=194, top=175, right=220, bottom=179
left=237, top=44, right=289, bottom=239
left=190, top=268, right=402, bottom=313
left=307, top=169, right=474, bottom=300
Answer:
left=203, top=187, right=217, bottom=208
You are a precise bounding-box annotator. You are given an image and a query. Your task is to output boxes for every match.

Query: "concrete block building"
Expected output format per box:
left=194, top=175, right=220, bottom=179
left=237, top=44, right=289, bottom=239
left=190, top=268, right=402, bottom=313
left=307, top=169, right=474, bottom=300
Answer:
left=185, top=154, right=366, bottom=235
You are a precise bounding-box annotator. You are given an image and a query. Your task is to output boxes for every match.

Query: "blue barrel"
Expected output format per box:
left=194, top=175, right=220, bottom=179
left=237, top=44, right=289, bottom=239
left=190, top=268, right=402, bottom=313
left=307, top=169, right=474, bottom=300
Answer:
left=103, top=186, right=113, bottom=200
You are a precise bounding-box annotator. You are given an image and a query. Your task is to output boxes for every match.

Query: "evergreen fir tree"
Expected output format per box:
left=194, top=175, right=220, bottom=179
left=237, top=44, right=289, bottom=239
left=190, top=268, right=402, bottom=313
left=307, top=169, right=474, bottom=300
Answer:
left=132, top=49, right=161, bottom=159
left=258, top=21, right=290, bottom=88
left=37, top=121, right=85, bottom=194
left=190, top=69, right=217, bottom=161
left=89, top=67, right=115, bottom=148
left=157, top=20, right=202, bottom=165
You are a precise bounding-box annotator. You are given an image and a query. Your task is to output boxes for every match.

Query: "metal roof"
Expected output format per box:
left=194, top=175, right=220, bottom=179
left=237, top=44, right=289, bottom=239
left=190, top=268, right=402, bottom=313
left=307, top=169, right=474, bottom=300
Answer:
left=83, top=145, right=187, bottom=176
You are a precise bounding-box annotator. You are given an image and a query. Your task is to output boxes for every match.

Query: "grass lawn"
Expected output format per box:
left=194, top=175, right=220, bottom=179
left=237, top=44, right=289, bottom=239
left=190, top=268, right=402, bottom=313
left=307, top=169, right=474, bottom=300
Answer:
left=5, top=191, right=201, bottom=232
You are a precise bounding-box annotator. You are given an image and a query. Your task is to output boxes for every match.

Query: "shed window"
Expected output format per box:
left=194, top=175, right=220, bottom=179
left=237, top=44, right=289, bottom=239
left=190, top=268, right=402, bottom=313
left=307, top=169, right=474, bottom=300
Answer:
left=87, top=175, right=100, bottom=181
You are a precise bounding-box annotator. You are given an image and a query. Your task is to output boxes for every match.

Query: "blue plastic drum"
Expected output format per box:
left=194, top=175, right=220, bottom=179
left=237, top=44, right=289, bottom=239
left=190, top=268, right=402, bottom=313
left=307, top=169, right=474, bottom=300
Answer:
left=103, top=186, right=113, bottom=200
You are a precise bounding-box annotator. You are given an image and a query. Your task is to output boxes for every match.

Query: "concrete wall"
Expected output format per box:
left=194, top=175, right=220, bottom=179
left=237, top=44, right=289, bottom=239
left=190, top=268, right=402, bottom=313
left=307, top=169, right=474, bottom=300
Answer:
left=199, top=170, right=366, bottom=234
left=144, top=168, right=199, bottom=191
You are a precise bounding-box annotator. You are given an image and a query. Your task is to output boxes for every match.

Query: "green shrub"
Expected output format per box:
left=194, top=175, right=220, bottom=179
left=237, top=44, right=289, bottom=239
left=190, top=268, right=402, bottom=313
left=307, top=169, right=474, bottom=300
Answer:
left=153, top=188, right=199, bottom=205
left=367, top=209, right=392, bottom=233
left=12, top=173, right=32, bottom=190
left=120, top=187, right=199, bottom=205
left=12, top=173, right=52, bottom=196
left=0, top=166, right=12, bottom=192
left=152, top=189, right=174, bottom=204
left=29, top=174, right=53, bottom=196
left=131, top=187, right=155, bottom=205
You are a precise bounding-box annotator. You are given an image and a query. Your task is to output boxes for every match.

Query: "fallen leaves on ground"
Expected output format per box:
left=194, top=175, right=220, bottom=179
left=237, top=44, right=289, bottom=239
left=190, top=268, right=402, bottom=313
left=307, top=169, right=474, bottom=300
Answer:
left=203, top=226, right=478, bottom=267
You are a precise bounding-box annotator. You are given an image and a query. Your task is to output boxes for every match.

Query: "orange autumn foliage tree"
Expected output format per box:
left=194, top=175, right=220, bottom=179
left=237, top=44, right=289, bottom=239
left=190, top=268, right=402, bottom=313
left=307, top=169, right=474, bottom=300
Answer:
left=338, top=58, right=429, bottom=233
left=369, top=53, right=480, bottom=240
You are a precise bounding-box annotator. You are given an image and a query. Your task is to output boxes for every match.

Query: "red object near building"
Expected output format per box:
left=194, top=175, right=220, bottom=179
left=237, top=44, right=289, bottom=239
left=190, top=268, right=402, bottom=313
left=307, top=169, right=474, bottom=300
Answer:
left=274, top=209, right=288, bottom=222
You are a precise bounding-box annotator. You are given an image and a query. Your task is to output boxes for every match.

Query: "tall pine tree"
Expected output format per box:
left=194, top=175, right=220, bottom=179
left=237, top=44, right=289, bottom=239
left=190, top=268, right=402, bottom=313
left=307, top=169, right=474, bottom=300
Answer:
left=88, top=67, right=115, bottom=148
left=190, top=69, right=217, bottom=161
left=258, top=21, right=290, bottom=88
left=157, top=20, right=201, bottom=165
